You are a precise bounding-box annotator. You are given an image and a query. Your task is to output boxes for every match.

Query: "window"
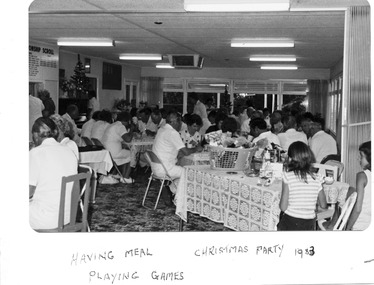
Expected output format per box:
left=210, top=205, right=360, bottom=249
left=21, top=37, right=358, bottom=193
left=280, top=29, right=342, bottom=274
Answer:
left=327, top=76, right=343, bottom=134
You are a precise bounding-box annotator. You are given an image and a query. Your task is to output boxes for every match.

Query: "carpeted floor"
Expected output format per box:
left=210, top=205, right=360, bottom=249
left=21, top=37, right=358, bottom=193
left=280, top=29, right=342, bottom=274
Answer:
left=89, top=167, right=233, bottom=232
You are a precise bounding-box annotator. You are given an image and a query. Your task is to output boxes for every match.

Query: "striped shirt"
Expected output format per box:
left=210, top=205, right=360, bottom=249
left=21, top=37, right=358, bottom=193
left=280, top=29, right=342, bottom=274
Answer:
left=283, top=171, right=323, bottom=219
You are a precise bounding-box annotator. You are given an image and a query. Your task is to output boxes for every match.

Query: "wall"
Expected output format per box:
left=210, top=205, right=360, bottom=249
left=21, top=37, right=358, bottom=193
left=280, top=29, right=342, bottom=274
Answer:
left=59, top=51, right=141, bottom=111
left=29, top=41, right=59, bottom=110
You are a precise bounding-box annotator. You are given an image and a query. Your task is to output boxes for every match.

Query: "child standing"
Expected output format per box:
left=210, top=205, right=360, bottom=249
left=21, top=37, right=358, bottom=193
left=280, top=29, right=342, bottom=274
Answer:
left=278, top=141, right=327, bottom=231
left=346, top=141, right=371, bottom=230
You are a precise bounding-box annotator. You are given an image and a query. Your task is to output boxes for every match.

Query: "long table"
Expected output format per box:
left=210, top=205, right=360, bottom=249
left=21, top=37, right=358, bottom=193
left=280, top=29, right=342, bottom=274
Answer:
left=175, top=165, right=350, bottom=231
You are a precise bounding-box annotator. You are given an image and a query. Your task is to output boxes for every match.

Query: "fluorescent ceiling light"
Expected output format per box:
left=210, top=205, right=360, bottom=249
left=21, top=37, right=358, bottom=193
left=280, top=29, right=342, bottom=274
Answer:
left=250, top=56, right=296, bottom=61
left=184, top=0, right=289, bottom=12
left=209, top=84, right=227, bottom=87
left=261, top=65, right=298, bottom=70
left=231, top=40, right=294, bottom=48
left=57, top=39, right=114, bottom=47
left=120, top=54, right=162, bottom=60
left=156, top=63, right=174, bottom=69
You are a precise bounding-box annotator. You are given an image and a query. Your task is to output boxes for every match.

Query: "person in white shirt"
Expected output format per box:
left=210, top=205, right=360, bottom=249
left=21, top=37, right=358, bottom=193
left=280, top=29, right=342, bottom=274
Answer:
left=278, top=115, right=308, bottom=152
left=91, top=109, right=112, bottom=142
left=29, top=93, right=45, bottom=141
left=87, top=90, right=100, bottom=119
left=29, top=117, right=77, bottom=230
left=62, top=104, right=81, bottom=145
left=250, top=118, right=280, bottom=148
left=50, top=114, right=79, bottom=160
left=148, top=109, right=166, bottom=136
left=102, top=112, right=135, bottom=183
left=270, top=110, right=284, bottom=135
left=308, top=116, right=337, bottom=163
left=152, top=112, right=203, bottom=205
left=241, top=109, right=261, bottom=135
left=80, top=110, right=101, bottom=145
left=137, top=108, right=158, bottom=136
left=189, top=93, right=210, bottom=135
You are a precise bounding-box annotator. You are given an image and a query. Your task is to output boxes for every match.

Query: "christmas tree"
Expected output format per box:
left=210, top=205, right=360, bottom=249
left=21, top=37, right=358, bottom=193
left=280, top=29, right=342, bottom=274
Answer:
left=70, top=54, right=89, bottom=98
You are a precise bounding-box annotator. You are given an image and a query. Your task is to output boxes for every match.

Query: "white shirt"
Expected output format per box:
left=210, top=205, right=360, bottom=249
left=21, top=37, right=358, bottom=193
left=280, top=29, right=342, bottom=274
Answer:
left=60, top=137, right=79, bottom=160
left=252, top=131, right=280, bottom=149
left=29, top=95, right=44, bottom=141
left=309, top=130, right=337, bottom=163
left=240, top=118, right=251, bottom=133
left=29, top=138, right=78, bottom=229
left=102, top=121, right=131, bottom=165
left=193, top=100, right=208, bottom=119
left=80, top=118, right=95, bottom=139
left=145, top=116, right=158, bottom=133
left=87, top=97, right=100, bottom=113
left=91, top=120, right=110, bottom=142
left=278, top=128, right=308, bottom=152
left=153, top=124, right=185, bottom=172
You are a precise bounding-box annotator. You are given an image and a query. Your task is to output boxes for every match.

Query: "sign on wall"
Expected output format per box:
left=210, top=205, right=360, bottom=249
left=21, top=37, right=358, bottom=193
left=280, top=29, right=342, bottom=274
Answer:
left=29, top=43, right=59, bottom=81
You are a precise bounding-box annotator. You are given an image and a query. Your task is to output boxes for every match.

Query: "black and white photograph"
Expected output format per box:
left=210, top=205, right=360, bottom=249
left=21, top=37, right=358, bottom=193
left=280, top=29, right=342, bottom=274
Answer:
left=1, top=0, right=373, bottom=284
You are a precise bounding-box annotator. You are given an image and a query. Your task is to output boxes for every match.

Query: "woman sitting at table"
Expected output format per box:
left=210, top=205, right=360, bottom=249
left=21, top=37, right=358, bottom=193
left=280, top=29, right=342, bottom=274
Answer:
left=29, top=117, right=78, bottom=230
left=180, top=114, right=203, bottom=148
left=80, top=110, right=101, bottom=141
left=278, top=141, right=327, bottom=231
left=101, top=111, right=135, bottom=183
left=50, top=114, right=79, bottom=160
left=221, top=117, right=240, bottom=138
left=91, top=109, right=112, bottom=142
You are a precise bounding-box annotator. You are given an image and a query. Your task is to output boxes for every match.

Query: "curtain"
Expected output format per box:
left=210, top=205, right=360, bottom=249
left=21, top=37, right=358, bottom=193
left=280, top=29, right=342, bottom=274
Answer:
left=342, top=6, right=371, bottom=185
left=306, top=79, right=329, bottom=116
left=140, top=77, right=164, bottom=108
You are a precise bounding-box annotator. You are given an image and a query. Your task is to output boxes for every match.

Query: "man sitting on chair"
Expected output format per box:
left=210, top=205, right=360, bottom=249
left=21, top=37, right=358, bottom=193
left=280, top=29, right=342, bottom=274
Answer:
left=152, top=112, right=203, bottom=205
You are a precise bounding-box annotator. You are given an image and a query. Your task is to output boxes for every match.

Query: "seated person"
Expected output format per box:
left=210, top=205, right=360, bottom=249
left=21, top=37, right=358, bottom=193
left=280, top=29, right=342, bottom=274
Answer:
left=91, top=109, right=112, bottom=142
left=270, top=110, right=284, bottom=135
left=180, top=114, right=203, bottom=148
left=137, top=107, right=157, bottom=136
left=152, top=112, right=203, bottom=204
left=101, top=112, right=135, bottom=183
left=207, top=110, right=217, bottom=125
left=62, top=104, right=81, bottom=144
left=80, top=110, right=101, bottom=142
left=50, top=114, right=79, bottom=160
left=221, top=117, right=241, bottom=137
left=148, top=109, right=166, bottom=136
left=29, top=117, right=78, bottom=230
left=250, top=117, right=281, bottom=148
left=205, top=111, right=227, bottom=134
left=278, top=115, right=308, bottom=152
left=240, top=107, right=256, bottom=134
left=308, top=116, right=337, bottom=163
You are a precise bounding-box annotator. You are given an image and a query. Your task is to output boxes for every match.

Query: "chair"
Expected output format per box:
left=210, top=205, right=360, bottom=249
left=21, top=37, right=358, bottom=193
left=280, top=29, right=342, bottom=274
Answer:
left=142, top=150, right=177, bottom=210
left=81, top=136, right=94, bottom=146
left=36, top=171, right=92, bottom=232
left=320, top=154, right=341, bottom=164
left=317, top=192, right=357, bottom=231
left=91, top=138, right=125, bottom=181
left=312, top=163, right=338, bottom=181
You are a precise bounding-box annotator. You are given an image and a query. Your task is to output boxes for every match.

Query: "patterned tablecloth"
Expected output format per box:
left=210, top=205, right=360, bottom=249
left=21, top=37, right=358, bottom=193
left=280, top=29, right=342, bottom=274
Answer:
left=126, top=136, right=154, bottom=167
left=175, top=165, right=350, bottom=231
left=79, top=150, right=113, bottom=175
left=178, top=151, right=211, bottom=167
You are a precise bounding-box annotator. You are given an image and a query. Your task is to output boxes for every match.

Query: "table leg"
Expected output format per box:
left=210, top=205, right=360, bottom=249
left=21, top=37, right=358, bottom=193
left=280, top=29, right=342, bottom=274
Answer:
left=90, top=171, right=98, bottom=203
left=178, top=218, right=184, bottom=231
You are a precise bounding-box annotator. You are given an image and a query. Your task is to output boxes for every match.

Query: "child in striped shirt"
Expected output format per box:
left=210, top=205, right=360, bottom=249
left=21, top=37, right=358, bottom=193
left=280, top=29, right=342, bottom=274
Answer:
left=278, top=141, right=327, bottom=231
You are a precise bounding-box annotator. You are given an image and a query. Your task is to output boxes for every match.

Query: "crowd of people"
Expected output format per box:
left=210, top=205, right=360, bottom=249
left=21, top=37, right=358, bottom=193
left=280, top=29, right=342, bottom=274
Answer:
left=28, top=91, right=371, bottom=231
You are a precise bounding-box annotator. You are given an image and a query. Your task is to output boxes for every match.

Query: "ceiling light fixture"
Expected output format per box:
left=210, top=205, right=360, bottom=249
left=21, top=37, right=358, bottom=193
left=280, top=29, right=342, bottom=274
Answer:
left=57, top=39, right=115, bottom=47
left=250, top=56, right=296, bottom=61
left=261, top=65, right=298, bottom=70
left=184, top=0, right=289, bottom=12
left=231, top=40, right=294, bottom=48
left=119, top=54, right=162, bottom=60
left=156, top=63, right=174, bottom=69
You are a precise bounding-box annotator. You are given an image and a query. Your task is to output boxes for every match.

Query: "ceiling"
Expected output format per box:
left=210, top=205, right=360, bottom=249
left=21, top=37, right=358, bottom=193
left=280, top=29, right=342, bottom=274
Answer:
left=29, top=0, right=369, bottom=70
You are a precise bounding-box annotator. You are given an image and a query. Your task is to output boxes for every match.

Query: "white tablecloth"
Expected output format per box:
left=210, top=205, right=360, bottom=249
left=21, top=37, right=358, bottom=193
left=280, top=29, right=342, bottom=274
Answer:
left=175, top=165, right=350, bottom=231
left=178, top=151, right=210, bottom=167
left=126, top=137, right=154, bottom=167
left=79, top=150, right=113, bottom=175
